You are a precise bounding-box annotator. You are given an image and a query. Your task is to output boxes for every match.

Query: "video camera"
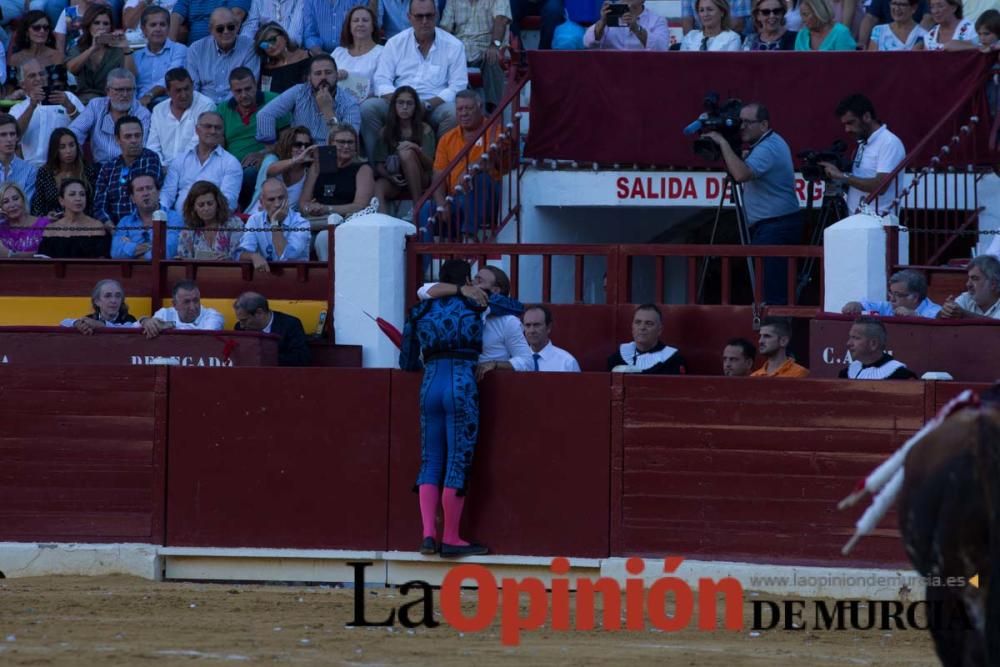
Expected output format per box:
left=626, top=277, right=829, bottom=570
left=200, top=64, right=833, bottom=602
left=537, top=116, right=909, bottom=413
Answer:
left=683, top=92, right=743, bottom=162
left=797, top=140, right=849, bottom=182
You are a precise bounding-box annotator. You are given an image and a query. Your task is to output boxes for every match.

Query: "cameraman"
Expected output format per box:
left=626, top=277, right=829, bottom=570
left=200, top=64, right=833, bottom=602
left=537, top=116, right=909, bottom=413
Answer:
left=821, top=94, right=905, bottom=216
left=584, top=0, right=670, bottom=50
left=704, top=102, right=802, bottom=306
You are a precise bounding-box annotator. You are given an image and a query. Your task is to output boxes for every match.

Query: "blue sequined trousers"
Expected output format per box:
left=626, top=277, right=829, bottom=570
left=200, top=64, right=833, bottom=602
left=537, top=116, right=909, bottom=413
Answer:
left=399, top=295, right=484, bottom=493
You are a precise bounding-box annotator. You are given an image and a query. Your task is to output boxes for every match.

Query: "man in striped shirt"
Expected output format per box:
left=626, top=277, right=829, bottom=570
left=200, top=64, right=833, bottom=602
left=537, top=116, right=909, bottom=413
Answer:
left=255, top=54, right=361, bottom=145
left=70, top=69, right=153, bottom=164
left=186, top=7, right=260, bottom=103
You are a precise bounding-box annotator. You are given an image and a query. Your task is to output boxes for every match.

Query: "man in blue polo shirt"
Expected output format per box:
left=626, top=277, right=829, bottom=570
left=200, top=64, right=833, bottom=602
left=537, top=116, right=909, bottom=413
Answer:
left=704, top=101, right=802, bottom=306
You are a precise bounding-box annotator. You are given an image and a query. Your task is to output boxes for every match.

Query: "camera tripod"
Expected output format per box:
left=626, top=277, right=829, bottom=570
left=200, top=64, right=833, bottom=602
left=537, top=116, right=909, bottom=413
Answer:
left=696, top=174, right=757, bottom=304
left=794, top=178, right=850, bottom=302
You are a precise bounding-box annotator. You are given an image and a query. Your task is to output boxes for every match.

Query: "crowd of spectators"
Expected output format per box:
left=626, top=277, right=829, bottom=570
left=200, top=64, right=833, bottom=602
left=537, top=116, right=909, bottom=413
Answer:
left=0, top=0, right=518, bottom=262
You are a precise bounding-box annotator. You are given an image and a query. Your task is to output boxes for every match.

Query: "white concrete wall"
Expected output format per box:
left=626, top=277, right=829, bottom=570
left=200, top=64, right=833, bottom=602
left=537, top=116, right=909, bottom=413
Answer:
left=0, top=543, right=160, bottom=580
left=334, top=214, right=414, bottom=368
left=823, top=214, right=909, bottom=313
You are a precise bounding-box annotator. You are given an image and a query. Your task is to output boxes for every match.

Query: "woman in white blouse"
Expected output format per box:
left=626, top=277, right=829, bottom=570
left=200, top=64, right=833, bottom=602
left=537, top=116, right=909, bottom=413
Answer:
left=867, top=0, right=927, bottom=50
left=925, top=0, right=979, bottom=50
left=680, top=0, right=743, bottom=50
left=333, top=5, right=384, bottom=101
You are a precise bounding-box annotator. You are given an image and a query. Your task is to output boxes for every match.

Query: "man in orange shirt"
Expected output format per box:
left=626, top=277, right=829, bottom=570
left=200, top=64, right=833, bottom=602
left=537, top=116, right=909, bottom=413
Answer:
left=417, top=89, right=502, bottom=241
left=751, top=316, right=809, bottom=378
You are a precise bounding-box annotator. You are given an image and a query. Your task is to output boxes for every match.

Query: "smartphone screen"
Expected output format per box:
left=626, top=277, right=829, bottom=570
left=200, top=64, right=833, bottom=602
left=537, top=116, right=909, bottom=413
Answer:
left=317, top=146, right=338, bottom=174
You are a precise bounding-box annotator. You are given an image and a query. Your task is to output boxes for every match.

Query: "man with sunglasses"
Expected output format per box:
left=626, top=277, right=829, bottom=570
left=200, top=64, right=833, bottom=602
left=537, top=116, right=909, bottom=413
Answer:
left=702, top=102, right=801, bottom=306
left=171, top=0, right=250, bottom=44
left=93, top=115, right=165, bottom=225
left=185, top=7, right=260, bottom=103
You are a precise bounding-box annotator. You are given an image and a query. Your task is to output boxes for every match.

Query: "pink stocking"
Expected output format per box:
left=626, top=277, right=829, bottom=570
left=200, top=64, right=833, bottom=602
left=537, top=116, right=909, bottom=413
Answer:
left=441, top=487, right=469, bottom=546
left=418, top=484, right=440, bottom=539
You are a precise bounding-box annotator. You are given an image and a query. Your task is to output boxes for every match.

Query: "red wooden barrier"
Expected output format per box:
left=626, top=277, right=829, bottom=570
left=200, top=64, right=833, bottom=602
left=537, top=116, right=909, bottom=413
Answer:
left=2, top=365, right=986, bottom=570
left=165, top=368, right=391, bottom=549
left=614, top=376, right=922, bottom=567
left=0, top=367, right=166, bottom=543
left=386, top=370, right=612, bottom=557
left=810, top=314, right=1000, bottom=382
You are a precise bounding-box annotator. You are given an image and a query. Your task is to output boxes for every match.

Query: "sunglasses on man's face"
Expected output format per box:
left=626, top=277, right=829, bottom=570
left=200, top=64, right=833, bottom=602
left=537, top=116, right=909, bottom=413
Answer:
left=215, top=23, right=238, bottom=33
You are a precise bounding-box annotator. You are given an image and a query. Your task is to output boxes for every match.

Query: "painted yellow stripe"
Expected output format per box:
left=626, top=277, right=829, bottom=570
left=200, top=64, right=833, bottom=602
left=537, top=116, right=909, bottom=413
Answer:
left=0, top=297, right=326, bottom=332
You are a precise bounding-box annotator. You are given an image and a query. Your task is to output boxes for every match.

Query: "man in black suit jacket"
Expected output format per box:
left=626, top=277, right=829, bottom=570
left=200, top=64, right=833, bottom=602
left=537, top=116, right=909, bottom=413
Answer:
left=233, top=292, right=311, bottom=367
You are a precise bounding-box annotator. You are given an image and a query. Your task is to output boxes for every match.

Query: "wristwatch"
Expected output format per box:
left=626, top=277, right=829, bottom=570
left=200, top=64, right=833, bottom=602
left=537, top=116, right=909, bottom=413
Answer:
left=492, top=39, right=501, bottom=48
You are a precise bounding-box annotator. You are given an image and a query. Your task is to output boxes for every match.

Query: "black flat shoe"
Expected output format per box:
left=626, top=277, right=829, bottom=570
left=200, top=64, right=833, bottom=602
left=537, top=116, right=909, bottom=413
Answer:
left=420, top=537, right=438, bottom=555
left=439, top=542, right=488, bottom=558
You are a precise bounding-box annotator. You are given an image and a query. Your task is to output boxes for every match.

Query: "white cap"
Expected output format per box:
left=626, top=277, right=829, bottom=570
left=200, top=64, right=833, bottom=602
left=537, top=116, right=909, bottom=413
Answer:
left=920, top=371, right=954, bottom=381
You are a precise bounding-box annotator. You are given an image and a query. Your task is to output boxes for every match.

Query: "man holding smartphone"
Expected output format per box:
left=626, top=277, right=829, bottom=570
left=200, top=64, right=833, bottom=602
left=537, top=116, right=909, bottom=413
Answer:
left=12, top=59, right=84, bottom=166
left=583, top=0, right=669, bottom=49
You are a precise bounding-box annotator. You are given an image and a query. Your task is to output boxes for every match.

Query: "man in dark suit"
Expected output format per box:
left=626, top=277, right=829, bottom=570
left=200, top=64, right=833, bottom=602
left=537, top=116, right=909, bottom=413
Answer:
left=233, top=291, right=311, bottom=366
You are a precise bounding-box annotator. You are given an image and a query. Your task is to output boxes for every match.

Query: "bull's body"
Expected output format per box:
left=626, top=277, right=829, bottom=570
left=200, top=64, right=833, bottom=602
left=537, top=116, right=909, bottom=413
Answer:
left=898, top=406, right=1000, bottom=666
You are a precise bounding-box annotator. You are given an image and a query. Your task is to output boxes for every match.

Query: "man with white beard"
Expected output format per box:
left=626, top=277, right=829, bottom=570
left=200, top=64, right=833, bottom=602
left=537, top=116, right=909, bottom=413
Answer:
left=70, top=69, right=152, bottom=164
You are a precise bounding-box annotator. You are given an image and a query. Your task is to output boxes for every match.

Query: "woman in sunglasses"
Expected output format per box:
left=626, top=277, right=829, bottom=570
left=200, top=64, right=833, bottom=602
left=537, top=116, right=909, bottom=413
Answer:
left=743, top=0, right=797, bottom=49
left=255, top=22, right=310, bottom=94
left=9, top=10, right=64, bottom=68
left=248, top=126, right=316, bottom=212
left=299, top=124, right=374, bottom=219
left=66, top=5, right=137, bottom=103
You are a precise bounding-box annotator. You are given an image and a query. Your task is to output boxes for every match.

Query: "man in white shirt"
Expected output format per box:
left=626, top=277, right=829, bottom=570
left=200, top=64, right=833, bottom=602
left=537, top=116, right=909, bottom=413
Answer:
left=147, top=67, right=216, bottom=164
left=520, top=304, right=580, bottom=372
left=938, top=255, right=1000, bottom=320
left=139, top=279, right=225, bottom=338
left=237, top=178, right=312, bottom=272
left=418, top=265, right=535, bottom=375
left=821, top=93, right=906, bottom=216
left=11, top=59, right=84, bottom=166
left=362, top=0, right=467, bottom=159
left=160, top=110, right=243, bottom=212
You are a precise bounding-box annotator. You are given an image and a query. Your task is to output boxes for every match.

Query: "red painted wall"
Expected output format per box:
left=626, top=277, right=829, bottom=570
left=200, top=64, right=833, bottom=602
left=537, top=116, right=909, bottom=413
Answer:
left=386, top=370, right=612, bottom=557
left=0, top=367, right=166, bottom=543
left=3, top=366, right=976, bottom=570
left=165, top=368, right=391, bottom=549
left=614, top=377, right=921, bottom=567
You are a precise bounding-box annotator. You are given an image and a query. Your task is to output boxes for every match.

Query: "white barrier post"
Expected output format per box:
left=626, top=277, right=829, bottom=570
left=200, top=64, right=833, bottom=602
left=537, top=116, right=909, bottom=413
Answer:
left=334, top=214, right=416, bottom=368
left=823, top=213, right=908, bottom=313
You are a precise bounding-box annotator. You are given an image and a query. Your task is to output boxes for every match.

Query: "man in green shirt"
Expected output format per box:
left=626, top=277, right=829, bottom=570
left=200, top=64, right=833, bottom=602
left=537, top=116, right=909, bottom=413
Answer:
left=217, top=66, right=288, bottom=209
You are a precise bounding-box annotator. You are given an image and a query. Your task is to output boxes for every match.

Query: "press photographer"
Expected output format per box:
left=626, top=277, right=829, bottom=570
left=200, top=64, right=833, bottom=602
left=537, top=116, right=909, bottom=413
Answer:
left=701, top=102, right=802, bottom=305
left=583, top=0, right=670, bottom=50
left=821, top=93, right=906, bottom=216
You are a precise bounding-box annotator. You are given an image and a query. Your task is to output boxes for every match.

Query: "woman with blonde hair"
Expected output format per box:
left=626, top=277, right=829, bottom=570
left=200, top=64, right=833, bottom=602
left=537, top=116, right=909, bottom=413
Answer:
left=0, top=182, right=51, bottom=257
left=176, top=181, right=244, bottom=260
left=680, top=0, right=743, bottom=50
left=299, top=124, right=375, bottom=219
left=794, top=0, right=858, bottom=49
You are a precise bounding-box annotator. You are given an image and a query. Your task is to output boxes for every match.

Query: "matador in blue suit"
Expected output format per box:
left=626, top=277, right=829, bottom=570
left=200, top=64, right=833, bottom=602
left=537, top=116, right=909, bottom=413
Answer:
left=399, top=259, right=489, bottom=558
